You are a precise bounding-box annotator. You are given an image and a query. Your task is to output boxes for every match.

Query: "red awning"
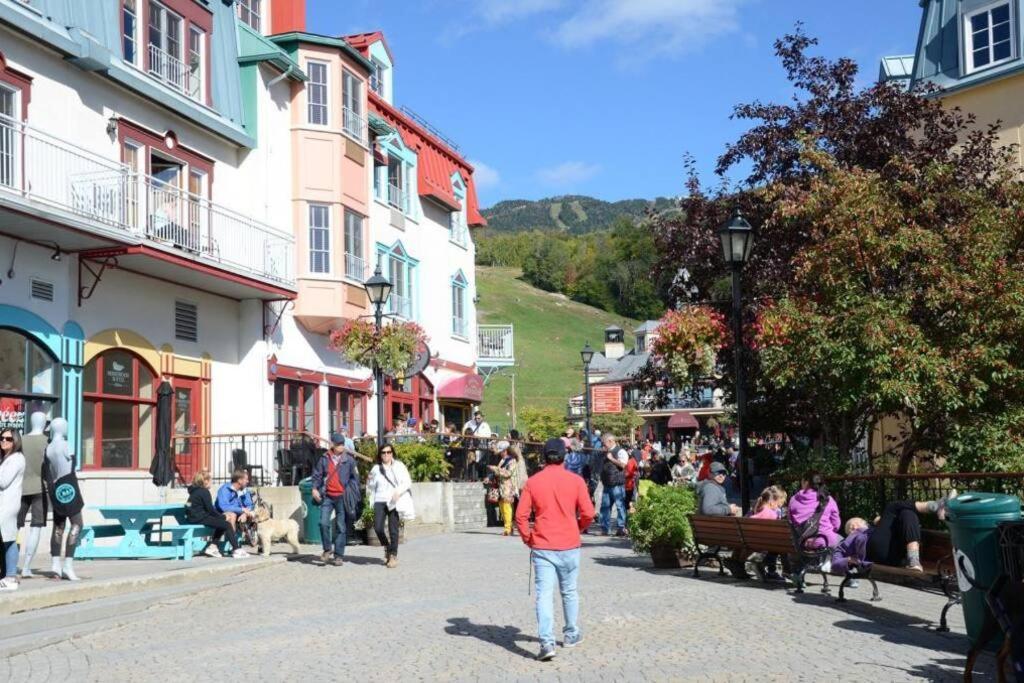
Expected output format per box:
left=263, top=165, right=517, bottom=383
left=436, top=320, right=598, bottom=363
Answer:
left=438, top=374, right=484, bottom=403
left=667, top=412, right=699, bottom=429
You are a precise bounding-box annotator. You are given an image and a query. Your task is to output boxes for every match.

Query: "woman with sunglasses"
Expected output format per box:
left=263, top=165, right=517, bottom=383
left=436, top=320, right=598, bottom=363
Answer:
left=366, top=445, right=412, bottom=568
left=0, top=428, right=26, bottom=591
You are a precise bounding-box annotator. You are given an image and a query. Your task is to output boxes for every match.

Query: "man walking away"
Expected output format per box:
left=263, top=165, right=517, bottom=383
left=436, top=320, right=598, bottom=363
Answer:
left=311, top=433, right=361, bottom=566
left=516, top=438, right=595, bottom=661
left=599, top=434, right=628, bottom=536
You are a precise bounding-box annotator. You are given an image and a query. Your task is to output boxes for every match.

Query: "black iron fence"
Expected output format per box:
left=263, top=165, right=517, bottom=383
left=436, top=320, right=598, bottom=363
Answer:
left=171, top=431, right=334, bottom=487
left=821, top=472, right=1024, bottom=523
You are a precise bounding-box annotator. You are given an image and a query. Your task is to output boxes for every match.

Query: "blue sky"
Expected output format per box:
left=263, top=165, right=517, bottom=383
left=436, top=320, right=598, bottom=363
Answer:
left=311, top=0, right=923, bottom=208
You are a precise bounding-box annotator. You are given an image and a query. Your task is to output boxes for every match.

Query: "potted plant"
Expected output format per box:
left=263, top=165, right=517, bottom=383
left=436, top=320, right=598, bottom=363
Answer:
left=650, top=306, right=728, bottom=387
left=329, top=319, right=428, bottom=377
left=627, top=484, right=697, bottom=568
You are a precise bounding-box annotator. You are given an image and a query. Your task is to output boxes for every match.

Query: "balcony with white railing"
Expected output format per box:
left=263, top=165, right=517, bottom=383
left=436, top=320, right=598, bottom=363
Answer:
left=0, top=114, right=295, bottom=296
left=477, top=324, right=514, bottom=367
left=390, top=293, right=412, bottom=319
left=148, top=43, right=200, bottom=101
left=342, top=107, right=367, bottom=145
left=387, top=183, right=408, bottom=214
left=344, top=252, right=368, bottom=282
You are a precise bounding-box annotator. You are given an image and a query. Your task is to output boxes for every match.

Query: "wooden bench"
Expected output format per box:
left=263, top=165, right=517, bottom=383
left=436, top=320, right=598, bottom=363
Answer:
left=689, top=515, right=834, bottom=594
left=838, top=529, right=960, bottom=632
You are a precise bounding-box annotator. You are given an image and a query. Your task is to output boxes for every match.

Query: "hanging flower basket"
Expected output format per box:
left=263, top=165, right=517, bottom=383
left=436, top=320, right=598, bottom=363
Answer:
left=329, top=319, right=428, bottom=377
left=650, top=306, right=728, bottom=387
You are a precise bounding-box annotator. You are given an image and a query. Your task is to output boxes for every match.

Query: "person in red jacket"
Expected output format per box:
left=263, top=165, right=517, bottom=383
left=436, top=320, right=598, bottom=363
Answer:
left=515, top=438, right=596, bottom=662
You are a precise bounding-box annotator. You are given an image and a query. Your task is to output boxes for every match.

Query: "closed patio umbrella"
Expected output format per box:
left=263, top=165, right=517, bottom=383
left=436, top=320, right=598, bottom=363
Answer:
left=150, top=380, right=175, bottom=489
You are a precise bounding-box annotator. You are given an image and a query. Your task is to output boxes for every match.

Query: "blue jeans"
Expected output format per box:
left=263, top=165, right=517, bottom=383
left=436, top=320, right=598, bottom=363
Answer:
left=532, top=548, right=580, bottom=648
left=600, top=485, right=626, bottom=533
left=2, top=541, right=17, bottom=579
left=319, top=495, right=348, bottom=556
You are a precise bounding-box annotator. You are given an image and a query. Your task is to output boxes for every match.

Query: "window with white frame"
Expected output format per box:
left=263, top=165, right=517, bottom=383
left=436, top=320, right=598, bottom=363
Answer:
left=307, top=61, right=328, bottom=125
left=308, top=204, right=331, bottom=274
left=237, top=0, right=262, bottom=32
left=451, top=271, right=468, bottom=338
left=387, top=156, right=407, bottom=211
left=343, top=209, right=364, bottom=281
left=0, top=84, right=19, bottom=188
left=342, top=69, right=364, bottom=142
left=188, top=26, right=205, bottom=101
left=123, top=0, right=140, bottom=65
left=148, top=2, right=187, bottom=92
left=370, top=59, right=385, bottom=97
left=378, top=243, right=416, bottom=319
left=965, top=2, right=1015, bottom=73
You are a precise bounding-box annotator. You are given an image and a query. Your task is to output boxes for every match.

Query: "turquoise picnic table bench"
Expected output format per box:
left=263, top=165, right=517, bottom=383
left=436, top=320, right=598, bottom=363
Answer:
left=76, top=504, right=217, bottom=561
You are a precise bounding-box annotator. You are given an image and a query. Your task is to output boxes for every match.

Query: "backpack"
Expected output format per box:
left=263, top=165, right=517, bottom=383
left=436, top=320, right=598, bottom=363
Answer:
left=790, top=506, right=828, bottom=566
left=564, top=450, right=585, bottom=477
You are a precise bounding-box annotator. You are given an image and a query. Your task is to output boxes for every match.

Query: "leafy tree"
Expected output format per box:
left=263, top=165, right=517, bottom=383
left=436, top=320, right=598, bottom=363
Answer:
left=591, top=407, right=644, bottom=441
left=519, top=407, right=566, bottom=440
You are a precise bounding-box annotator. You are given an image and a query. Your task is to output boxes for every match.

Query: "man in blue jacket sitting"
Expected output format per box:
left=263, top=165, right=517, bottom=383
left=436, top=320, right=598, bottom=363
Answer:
left=311, top=433, right=362, bottom=566
left=215, top=469, right=255, bottom=553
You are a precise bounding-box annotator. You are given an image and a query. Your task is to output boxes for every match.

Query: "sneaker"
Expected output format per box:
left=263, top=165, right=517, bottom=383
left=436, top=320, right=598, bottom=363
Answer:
left=320, top=550, right=334, bottom=563
left=332, top=557, right=345, bottom=567
left=386, top=556, right=398, bottom=569
left=232, top=549, right=250, bottom=559
left=563, top=633, right=583, bottom=648
left=937, top=489, right=958, bottom=521
left=203, top=545, right=222, bottom=558
left=847, top=579, right=861, bottom=589
left=0, top=578, right=18, bottom=591
left=20, top=568, right=33, bottom=579
left=537, top=644, right=556, bottom=661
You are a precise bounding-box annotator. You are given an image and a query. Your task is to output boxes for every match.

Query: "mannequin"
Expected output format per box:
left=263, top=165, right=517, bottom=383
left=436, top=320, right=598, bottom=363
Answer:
left=18, top=411, right=48, bottom=578
left=45, top=418, right=83, bottom=581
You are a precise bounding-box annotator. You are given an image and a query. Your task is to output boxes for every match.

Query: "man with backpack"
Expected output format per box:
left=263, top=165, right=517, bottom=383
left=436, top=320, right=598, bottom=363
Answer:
left=598, top=434, right=629, bottom=536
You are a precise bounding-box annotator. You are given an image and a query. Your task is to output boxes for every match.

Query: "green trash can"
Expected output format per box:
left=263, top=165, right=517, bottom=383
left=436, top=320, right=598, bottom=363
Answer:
left=945, top=492, right=1022, bottom=646
left=298, top=477, right=321, bottom=545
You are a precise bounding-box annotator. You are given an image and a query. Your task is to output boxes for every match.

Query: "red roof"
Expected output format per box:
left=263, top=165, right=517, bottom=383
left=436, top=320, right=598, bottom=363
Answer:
left=369, top=92, right=487, bottom=227
left=342, top=31, right=393, bottom=64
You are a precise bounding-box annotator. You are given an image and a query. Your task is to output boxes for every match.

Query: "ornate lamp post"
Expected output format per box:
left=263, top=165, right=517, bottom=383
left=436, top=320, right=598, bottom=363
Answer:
left=364, top=265, right=393, bottom=450
left=580, top=341, right=595, bottom=444
left=719, top=209, right=755, bottom=514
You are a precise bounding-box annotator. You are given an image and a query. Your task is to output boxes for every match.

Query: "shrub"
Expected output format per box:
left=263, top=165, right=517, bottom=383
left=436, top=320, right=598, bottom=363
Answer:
left=627, top=484, right=697, bottom=555
left=395, top=442, right=450, bottom=482
left=518, top=407, right=565, bottom=440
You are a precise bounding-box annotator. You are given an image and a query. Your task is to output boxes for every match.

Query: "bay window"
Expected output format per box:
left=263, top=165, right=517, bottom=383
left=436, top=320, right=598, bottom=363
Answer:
left=342, top=69, right=364, bottom=142
left=307, top=61, right=328, bottom=125
left=308, top=204, right=331, bottom=274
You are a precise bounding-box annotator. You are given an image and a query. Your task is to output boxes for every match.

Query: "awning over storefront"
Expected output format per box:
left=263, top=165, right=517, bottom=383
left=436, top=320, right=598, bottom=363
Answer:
left=667, top=412, right=699, bottom=429
left=438, top=373, right=484, bottom=403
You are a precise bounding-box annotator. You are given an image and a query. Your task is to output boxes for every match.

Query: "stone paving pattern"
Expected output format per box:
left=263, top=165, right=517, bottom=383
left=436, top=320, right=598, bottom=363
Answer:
left=0, top=531, right=997, bottom=681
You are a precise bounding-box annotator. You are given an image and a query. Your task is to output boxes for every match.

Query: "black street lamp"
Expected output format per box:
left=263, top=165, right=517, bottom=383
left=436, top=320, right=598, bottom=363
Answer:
left=580, top=341, right=595, bottom=444
left=364, top=265, right=393, bottom=450
left=719, top=209, right=755, bottom=514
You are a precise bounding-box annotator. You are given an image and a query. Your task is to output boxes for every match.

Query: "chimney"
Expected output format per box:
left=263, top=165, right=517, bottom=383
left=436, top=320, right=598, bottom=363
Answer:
left=604, top=325, right=625, bottom=361
left=270, top=0, right=306, bottom=34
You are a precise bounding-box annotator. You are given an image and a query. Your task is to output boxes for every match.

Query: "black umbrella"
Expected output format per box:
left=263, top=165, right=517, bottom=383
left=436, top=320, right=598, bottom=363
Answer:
left=150, top=380, right=175, bottom=487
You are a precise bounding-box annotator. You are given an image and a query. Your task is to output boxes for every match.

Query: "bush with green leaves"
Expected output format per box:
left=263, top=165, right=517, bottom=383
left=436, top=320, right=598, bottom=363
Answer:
left=518, top=406, right=566, bottom=440
left=395, top=441, right=451, bottom=482
left=627, top=484, right=697, bottom=555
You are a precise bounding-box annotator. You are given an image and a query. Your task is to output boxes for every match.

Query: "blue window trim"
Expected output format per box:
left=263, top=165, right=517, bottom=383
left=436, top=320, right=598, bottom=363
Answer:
left=374, top=132, right=418, bottom=219
left=450, top=270, right=468, bottom=339
left=375, top=240, right=419, bottom=319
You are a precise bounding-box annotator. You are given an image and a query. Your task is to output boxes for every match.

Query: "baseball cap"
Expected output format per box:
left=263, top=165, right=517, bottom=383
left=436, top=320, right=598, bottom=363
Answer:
left=330, top=432, right=346, bottom=446
left=543, top=438, right=566, bottom=457
left=710, top=461, right=727, bottom=475
left=493, top=440, right=511, bottom=452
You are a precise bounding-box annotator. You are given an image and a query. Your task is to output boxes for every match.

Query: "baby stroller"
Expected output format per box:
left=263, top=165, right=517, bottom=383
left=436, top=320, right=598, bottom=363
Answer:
left=235, top=488, right=267, bottom=552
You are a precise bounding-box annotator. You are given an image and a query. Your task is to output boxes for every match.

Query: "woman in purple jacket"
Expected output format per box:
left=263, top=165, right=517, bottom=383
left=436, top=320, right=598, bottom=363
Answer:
left=788, top=471, right=842, bottom=548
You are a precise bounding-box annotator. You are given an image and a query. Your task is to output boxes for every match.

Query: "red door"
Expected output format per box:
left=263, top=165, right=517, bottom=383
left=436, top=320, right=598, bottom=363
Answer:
left=172, top=377, right=203, bottom=482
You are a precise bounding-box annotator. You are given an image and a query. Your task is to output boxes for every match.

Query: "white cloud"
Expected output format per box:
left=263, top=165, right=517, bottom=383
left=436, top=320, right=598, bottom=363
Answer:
left=553, top=0, right=747, bottom=58
left=469, top=159, right=501, bottom=189
left=535, top=161, right=601, bottom=188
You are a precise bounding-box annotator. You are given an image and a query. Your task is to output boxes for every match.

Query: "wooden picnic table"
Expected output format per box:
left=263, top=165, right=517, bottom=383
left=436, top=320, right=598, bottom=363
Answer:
left=76, top=503, right=195, bottom=560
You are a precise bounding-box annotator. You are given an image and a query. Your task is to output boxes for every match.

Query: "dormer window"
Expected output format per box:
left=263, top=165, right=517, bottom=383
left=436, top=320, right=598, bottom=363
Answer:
left=965, top=2, right=1015, bottom=73
left=238, top=0, right=262, bottom=33
left=370, top=58, right=386, bottom=97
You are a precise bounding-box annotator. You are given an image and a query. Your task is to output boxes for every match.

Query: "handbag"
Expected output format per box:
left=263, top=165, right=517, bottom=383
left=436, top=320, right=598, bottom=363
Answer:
left=486, top=486, right=500, bottom=504
left=49, top=471, right=85, bottom=518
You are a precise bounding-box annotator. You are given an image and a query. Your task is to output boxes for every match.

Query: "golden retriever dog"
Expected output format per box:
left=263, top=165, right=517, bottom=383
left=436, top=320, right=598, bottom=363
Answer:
left=253, top=503, right=300, bottom=557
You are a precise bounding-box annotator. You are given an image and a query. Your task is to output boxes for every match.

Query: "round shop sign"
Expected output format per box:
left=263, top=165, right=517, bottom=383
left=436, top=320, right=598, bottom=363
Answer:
left=55, top=483, right=77, bottom=505
left=954, top=549, right=976, bottom=593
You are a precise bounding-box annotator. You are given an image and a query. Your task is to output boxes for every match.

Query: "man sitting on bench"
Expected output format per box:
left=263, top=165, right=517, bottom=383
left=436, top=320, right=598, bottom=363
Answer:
left=832, top=491, right=957, bottom=574
left=216, top=469, right=255, bottom=550
left=186, top=470, right=246, bottom=558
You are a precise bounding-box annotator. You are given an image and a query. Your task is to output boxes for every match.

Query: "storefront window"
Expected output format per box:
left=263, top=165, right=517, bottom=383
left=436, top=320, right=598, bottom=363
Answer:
left=0, top=328, right=61, bottom=431
left=82, top=350, right=156, bottom=469
left=274, top=379, right=317, bottom=435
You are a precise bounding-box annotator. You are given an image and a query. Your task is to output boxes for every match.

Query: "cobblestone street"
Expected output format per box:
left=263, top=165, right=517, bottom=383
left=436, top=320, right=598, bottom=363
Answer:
left=1, top=531, right=993, bottom=682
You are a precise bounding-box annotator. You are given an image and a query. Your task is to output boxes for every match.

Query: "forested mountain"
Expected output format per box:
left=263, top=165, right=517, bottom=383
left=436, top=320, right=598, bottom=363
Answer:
left=481, top=195, right=678, bottom=234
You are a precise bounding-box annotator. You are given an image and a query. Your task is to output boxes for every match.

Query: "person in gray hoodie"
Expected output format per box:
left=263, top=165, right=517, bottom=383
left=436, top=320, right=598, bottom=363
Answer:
left=697, top=462, right=740, bottom=517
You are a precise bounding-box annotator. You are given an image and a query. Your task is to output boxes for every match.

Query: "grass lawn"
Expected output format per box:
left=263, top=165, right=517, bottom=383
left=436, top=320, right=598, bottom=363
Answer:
left=475, top=266, right=638, bottom=434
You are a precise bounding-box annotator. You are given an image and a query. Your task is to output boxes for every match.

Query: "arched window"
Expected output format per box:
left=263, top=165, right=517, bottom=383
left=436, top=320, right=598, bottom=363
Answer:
left=82, top=350, right=156, bottom=469
left=0, top=327, right=61, bottom=431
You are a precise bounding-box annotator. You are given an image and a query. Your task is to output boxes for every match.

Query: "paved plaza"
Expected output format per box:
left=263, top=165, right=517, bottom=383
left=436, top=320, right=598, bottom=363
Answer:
left=0, top=531, right=995, bottom=682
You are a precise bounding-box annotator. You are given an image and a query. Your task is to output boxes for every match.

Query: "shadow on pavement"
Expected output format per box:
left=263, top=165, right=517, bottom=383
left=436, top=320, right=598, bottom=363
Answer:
left=444, top=617, right=539, bottom=659
left=286, top=553, right=384, bottom=567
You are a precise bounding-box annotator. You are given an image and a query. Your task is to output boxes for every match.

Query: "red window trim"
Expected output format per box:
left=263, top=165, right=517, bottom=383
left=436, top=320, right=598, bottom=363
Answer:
left=328, top=387, right=368, bottom=437
left=118, top=118, right=214, bottom=193
left=136, top=0, right=213, bottom=106
left=82, top=351, right=159, bottom=471
left=385, top=373, right=434, bottom=427
left=0, top=51, right=32, bottom=120
left=274, top=378, right=319, bottom=436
